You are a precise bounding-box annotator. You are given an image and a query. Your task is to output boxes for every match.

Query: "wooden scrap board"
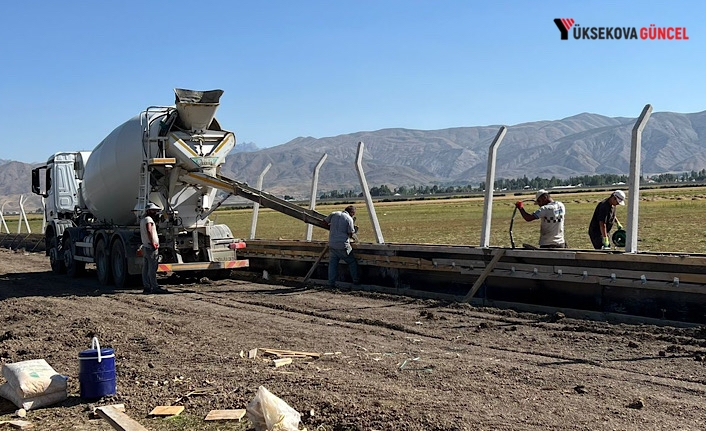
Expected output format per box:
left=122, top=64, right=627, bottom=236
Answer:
left=260, top=348, right=321, bottom=359
left=204, top=409, right=247, bottom=421
left=0, top=420, right=33, bottom=429
left=148, top=406, right=185, bottom=417
left=96, top=406, right=148, bottom=431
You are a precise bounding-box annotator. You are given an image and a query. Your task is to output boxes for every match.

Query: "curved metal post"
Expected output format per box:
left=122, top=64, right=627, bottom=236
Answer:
left=306, top=154, right=327, bottom=241
left=249, top=163, right=272, bottom=240
left=355, top=142, right=384, bottom=243
left=18, top=195, right=31, bottom=234
left=625, top=104, right=652, bottom=253
left=0, top=203, right=9, bottom=233
left=480, top=126, right=508, bottom=248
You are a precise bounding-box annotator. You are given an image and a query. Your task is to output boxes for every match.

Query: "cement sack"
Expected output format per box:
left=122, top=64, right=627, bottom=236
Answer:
left=246, top=385, right=301, bottom=431
left=1, top=359, right=68, bottom=399
left=0, top=382, right=68, bottom=410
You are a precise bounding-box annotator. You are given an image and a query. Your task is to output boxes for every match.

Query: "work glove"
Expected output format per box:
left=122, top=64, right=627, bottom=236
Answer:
left=601, top=237, right=610, bottom=250
left=616, top=221, right=623, bottom=230
left=515, top=201, right=524, bottom=209
left=153, top=243, right=159, bottom=250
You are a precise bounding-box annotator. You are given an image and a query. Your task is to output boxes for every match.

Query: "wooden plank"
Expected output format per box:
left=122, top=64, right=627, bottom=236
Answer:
left=261, top=348, right=320, bottom=358
left=504, top=249, right=577, bottom=260
left=96, top=406, right=148, bottom=431
left=91, top=404, right=125, bottom=419
left=575, top=250, right=706, bottom=266
left=599, top=278, right=706, bottom=294
left=555, top=265, right=706, bottom=284
left=246, top=240, right=488, bottom=256
left=432, top=258, right=486, bottom=268
left=495, top=262, right=555, bottom=274
left=463, top=249, right=506, bottom=302
left=480, top=298, right=699, bottom=328
left=273, top=358, right=293, bottom=367
left=0, top=420, right=33, bottom=429
left=489, top=270, right=600, bottom=285
left=302, top=245, right=329, bottom=284
left=205, top=409, right=247, bottom=421
left=242, top=248, right=322, bottom=258
left=148, top=406, right=185, bottom=417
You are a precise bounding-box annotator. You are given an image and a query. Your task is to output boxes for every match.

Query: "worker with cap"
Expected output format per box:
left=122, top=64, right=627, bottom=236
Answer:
left=140, top=202, right=168, bottom=294
left=515, top=190, right=567, bottom=248
left=588, top=190, right=626, bottom=250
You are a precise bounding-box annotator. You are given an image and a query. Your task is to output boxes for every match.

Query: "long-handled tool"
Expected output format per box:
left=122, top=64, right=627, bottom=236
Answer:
left=509, top=199, right=535, bottom=249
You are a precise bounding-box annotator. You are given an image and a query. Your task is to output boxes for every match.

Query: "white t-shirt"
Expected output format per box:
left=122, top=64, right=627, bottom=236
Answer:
left=532, top=201, right=566, bottom=246
left=140, top=216, right=158, bottom=247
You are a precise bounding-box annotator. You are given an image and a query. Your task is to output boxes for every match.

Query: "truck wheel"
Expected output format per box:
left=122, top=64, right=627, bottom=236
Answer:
left=49, top=236, right=66, bottom=274
left=96, top=239, right=113, bottom=285
left=111, top=240, right=129, bottom=289
left=63, top=237, right=85, bottom=277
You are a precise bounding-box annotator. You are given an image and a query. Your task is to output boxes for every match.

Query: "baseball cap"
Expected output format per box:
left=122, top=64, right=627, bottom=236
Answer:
left=613, top=190, right=626, bottom=205
left=535, top=189, right=548, bottom=203
left=145, top=202, right=162, bottom=211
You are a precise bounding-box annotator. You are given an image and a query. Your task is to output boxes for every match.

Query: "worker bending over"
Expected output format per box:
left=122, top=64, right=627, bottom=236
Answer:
left=324, top=205, right=360, bottom=287
left=588, top=190, right=625, bottom=250
left=515, top=190, right=567, bottom=249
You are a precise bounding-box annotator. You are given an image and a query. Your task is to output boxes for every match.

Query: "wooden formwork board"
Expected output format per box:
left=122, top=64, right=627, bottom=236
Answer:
left=239, top=240, right=706, bottom=324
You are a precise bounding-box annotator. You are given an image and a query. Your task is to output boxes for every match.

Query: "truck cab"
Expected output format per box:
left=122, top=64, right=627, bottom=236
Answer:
left=31, top=152, right=83, bottom=221
left=32, top=151, right=90, bottom=272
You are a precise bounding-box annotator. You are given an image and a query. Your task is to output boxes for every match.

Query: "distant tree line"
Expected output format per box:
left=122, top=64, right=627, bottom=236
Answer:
left=649, top=169, right=706, bottom=183
left=482, top=174, right=629, bottom=191
left=318, top=171, right=706, bottom=199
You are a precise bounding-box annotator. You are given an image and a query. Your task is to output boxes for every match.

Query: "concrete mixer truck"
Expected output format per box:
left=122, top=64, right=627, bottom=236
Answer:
left=32, top=89, right=329, bottom=288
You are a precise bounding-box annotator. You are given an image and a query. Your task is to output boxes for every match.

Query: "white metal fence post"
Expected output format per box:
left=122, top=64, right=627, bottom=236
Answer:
left=306, top=154, right=327, bottom=241
left=480, top=126, right=508, bottom=248
left=625, top=104, right=652, bottom=253
left=249, top=163, right=272, bottom=240
left=355, top=142, right=384, bottom=244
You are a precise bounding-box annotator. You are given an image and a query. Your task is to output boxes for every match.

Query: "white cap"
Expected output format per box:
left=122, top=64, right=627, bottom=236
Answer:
left=145, top=202, right=162, bottom=211
left=535, top=189, right=548, bottom=202
left=613, top=190, right=626, bottom=205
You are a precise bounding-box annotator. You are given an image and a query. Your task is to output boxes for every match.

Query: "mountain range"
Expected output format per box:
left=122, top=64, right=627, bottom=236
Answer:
left=2, top=110, right=706, bottom=213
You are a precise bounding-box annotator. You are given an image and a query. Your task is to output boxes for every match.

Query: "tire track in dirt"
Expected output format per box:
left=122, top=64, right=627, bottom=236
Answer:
left=116, top=284, right=706, bottom=396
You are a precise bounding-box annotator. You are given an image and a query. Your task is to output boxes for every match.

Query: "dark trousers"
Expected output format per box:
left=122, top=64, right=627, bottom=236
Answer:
left=589, top=235, right=605, bottom=250
left=142, top=245, right=159, bottom=291
left=328, top=247, right=359, bottom=286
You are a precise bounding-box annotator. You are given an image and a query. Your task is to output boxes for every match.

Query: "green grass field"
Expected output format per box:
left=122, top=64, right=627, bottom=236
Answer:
left=6, top=187, right=706, bottom=253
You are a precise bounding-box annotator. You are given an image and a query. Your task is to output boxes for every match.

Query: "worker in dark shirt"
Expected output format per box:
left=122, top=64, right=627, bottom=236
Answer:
left=588, top=190, right=625, bottom=250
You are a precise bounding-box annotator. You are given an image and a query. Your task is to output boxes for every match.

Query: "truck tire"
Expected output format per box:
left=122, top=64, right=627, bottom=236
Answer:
left=63, top=237, right=85, bottom=277
left=49, top=236, right=66, bottom=274
left=96, top=239, right=113, bottom=285
left=111, top=239, right=129, bottom=289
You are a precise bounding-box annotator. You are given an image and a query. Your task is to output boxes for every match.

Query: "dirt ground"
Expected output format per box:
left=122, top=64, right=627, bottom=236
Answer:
left=1, top=248, right=706, bottom=431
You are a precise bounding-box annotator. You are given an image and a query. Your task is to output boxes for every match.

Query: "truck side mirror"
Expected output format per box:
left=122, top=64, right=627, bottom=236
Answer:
left=31, top=166, right=50, bottom=198
left=31, top=168, right=39, bottom=195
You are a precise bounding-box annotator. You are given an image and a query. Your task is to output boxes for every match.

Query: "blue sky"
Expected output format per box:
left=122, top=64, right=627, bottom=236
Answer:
left=1, top=1, right=702, bottom=163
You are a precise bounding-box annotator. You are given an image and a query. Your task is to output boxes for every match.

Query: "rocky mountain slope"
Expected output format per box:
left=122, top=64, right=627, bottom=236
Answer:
left=222, top=110, right=706, bottom=198
left=2, top=110, right=706, bottom=211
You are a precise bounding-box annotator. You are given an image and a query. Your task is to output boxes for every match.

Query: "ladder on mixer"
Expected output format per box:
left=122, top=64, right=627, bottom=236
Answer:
left=135, top=162, right=150, bottom=213
left=136, top=107, right=172, bottom=214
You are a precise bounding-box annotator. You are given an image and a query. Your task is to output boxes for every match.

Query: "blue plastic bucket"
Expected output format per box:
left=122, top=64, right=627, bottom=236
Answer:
left=78, top=337, right=116, bottom=399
